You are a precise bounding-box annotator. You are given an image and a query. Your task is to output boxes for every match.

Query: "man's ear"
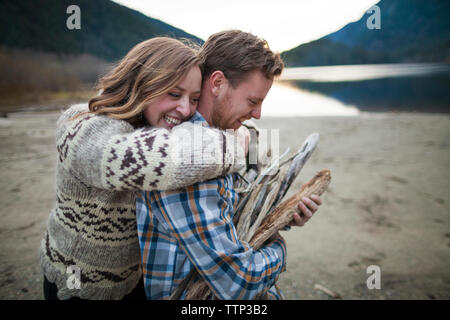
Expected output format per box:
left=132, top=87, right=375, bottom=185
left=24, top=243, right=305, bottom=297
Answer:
left=209, top=71, right=228, bottom=96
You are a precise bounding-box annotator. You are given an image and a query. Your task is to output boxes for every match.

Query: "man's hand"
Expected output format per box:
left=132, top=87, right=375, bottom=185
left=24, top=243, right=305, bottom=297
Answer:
left=289, top=194, right=322, bottom=227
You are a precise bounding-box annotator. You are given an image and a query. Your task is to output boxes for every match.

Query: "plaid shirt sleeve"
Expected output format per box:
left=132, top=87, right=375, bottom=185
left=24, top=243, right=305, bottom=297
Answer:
left=144, top=176, right=287, bottom=300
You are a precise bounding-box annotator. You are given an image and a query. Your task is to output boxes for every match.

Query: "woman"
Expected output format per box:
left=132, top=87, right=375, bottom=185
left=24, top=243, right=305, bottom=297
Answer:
left=40, top=37, right=247, bottom=300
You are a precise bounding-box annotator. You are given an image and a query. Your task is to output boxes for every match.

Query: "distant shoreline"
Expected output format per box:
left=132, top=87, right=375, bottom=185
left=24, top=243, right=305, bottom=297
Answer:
left=280, top=63, right=450, bottom=82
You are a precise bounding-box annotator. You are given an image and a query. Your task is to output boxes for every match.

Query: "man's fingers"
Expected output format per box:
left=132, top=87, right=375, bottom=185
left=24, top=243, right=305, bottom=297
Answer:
left=293, top=212, right=304, bottom=224
left=310, top=194, right=322, bottom=206
left=301, top=197, right=318, bottom=213
left=288, top=196, right=323, bottom=228
left=290, top=212, right=305, bottom=227
left=298, top=201, right=312, bottom=218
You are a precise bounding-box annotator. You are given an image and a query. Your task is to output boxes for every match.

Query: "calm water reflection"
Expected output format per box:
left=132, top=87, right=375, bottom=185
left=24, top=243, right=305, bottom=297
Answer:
left=263, top=63, right=450, bottom=116
left=263, top=82, right=360, bottom=117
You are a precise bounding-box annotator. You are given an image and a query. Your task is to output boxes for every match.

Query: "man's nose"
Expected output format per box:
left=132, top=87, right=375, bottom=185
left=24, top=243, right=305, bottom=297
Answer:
left=176, top=97, right=191, bottom=118
left=251, top=106, right=262, bottom=120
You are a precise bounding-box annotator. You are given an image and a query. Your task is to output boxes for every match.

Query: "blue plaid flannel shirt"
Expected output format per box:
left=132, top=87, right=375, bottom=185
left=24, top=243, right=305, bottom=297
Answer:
left=136, top=112, right=287, bottom=300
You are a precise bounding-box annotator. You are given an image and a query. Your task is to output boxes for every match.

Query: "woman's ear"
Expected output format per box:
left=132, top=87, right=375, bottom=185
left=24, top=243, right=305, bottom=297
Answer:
left=209, top=71, right=227, bottom=96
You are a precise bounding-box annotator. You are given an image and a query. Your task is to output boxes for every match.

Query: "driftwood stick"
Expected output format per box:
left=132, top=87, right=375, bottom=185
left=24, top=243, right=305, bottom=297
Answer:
left=235, top=183, right=265, bottom=236
left=184, top=278, right=212, bottom=300
left=245, top=173, right=284, bottom=241
left=169, top=268, right=197, bottom=300
left=249, top=169, right=331, bottom=249
left=314, top=283, right=341, bottom=299
left=271, top=133, right=319, bottom=209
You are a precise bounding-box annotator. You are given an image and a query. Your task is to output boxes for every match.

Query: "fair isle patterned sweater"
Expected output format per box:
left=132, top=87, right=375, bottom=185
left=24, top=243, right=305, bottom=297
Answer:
left=40, top=104, right=246, bottom=300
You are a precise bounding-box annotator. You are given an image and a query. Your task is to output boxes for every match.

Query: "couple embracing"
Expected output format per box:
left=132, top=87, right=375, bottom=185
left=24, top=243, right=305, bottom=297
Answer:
left=40, top=29, right=323, bottom=300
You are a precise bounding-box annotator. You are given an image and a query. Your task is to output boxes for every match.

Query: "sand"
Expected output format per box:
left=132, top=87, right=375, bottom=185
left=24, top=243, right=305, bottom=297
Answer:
left=0, top=109, right=449, bottom=300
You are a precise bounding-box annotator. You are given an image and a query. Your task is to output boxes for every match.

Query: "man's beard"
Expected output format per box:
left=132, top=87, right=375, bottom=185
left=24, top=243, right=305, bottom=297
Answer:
left=211, top=93, right=240, bottom=130
left=211, top=105, right=226, bottom=129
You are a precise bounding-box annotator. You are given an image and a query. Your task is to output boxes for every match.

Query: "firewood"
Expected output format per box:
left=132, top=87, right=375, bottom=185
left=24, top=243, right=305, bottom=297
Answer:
left=172, top=133, right=328, bottom=300
left=182, top=169, right=331, bottom=300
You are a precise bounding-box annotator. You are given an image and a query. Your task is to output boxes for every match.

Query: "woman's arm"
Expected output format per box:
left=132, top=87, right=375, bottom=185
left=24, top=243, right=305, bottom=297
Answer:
left=56, top=104, right=246, bottom=191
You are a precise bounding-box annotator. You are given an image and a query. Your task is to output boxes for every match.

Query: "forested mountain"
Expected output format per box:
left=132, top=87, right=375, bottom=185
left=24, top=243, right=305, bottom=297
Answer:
left=0, top=0, right=202, bottom=61
left=282, top=0, right=450, bottom=66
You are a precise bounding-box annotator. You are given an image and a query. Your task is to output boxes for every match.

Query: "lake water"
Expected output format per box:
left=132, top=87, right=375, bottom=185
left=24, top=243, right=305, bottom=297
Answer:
left=262, top=63, right=450, bottom=117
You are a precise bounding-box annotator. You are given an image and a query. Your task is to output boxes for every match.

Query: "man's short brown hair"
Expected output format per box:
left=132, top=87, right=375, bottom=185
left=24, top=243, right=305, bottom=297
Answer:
left=198, top=30, right=284, bottom=87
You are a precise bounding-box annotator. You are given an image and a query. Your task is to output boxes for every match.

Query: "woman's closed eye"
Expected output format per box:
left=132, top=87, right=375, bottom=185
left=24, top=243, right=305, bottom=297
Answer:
left=168, top=92, right=181, bottom=98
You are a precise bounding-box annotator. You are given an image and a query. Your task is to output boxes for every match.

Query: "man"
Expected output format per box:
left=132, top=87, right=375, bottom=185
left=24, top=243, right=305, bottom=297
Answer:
left=136, top=30, right=322, bottom=300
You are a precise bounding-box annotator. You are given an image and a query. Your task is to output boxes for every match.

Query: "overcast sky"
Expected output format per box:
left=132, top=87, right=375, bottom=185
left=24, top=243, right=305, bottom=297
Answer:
left=112, top=0, right=379, bottom=52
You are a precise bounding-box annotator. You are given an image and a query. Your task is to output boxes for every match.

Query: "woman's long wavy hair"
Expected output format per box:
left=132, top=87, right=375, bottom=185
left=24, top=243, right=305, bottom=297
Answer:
left=85, top=37, right=200, bottom=126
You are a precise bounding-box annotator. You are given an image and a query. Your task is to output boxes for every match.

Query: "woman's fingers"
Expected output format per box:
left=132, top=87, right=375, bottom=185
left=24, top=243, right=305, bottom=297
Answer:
left=235, top=126, right=250, bottom=156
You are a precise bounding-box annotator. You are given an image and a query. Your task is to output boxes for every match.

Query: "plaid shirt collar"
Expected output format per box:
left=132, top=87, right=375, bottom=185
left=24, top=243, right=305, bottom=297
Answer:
left=189, top=111, right=209, bottom=127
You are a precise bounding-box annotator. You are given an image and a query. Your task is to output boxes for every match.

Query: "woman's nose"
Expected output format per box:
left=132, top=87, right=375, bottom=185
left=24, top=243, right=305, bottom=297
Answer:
left=176, top=98, right=191, bottom=118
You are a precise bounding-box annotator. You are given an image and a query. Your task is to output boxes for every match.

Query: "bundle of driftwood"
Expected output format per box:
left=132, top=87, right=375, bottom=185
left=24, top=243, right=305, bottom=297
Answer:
left=170, top=131, right=331, bottom=300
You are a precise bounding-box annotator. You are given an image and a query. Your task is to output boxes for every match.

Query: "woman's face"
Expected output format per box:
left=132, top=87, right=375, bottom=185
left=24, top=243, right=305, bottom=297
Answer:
left=143, top=66, right=202, bottom=129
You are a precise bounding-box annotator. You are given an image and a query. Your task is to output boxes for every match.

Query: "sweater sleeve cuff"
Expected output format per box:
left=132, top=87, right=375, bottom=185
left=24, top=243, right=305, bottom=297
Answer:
left=221, top=130, right=246, bottom=175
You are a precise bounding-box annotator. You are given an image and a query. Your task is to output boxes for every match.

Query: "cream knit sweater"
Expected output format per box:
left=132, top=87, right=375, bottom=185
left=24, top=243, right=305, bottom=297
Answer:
left=40, top=104, right=245, bottom=299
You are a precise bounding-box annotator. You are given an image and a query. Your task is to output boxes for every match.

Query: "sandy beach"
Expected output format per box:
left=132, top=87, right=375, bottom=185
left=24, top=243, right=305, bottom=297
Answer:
left=0, top=107, right=449, bottom=299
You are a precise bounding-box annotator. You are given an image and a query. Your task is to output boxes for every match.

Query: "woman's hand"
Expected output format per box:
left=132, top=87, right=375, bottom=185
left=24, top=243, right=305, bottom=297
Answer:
left=235, top=126, right=250, bottom=156
left=289, top=194, right=323, bottom=227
